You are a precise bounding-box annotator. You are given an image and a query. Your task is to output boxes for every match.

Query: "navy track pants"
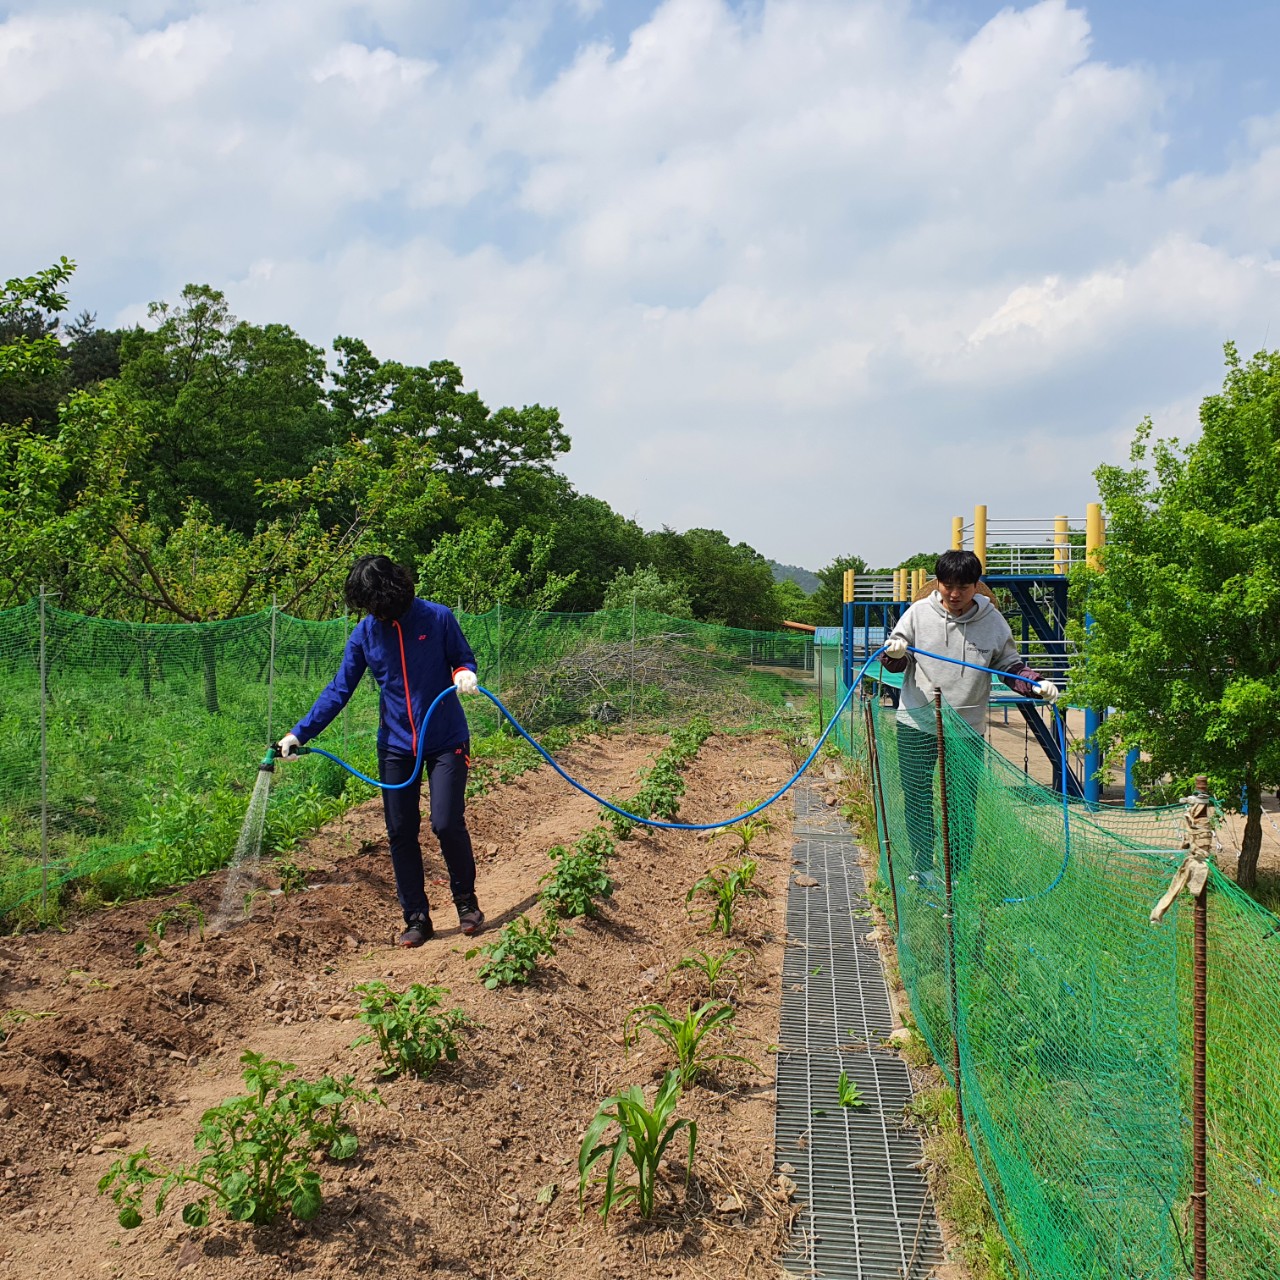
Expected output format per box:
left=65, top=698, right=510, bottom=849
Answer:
left=378, top=743, right=476, bottom=923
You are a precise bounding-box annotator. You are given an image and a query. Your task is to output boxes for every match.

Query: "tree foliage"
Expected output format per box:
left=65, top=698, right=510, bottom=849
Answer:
left=601, top=565, right=693, bottom=618
left=1069, top=343, right=1280, bottom=888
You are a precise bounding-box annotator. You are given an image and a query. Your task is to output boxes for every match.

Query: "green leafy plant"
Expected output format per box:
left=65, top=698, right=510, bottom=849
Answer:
left=578, top=1069, right=696, bottom=1224
left=242, top=888, right=274, bottom=919
left=624, top=1000, right=757, bottom=1088
left=600, top=799, right=637, bottom=841
left=136, top=901, right=206, bottom=957
left=670, top=947, right=750, bottom=1000
left=709, top=812, right=774, bottom=856
left=469, top=914, right=559, bottom=989
left=97, top=1051, right=377, bottom=1229
left=685, top=859, right=763, bottom=936
left=352, top=981, right=472, bottom=1078
left=837, top=1070, right=865, bottom=1109
left=540, top=827, right=616, bottom=918
left=273, top=856, right=309, bottom=896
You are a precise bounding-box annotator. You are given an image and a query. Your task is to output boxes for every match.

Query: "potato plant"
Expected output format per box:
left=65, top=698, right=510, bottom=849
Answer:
left=98, top=1051, right=377, bottom=1229
left=469, top=914, right=560, bottom=989
left=540, top=826, right=616, bottom=918
left=353, top=981, right=472, bottom=1078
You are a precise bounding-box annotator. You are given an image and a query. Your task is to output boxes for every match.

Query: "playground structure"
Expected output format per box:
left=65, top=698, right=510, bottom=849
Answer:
left=838, top=502, right=1138, bottom=806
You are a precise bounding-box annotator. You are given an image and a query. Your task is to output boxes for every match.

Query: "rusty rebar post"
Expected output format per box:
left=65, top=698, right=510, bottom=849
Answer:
left=933, top=687, right=965, bottom=1139
left=1193, top=882, right=1208, bottom=1280
left=864, top=697, right=900, bottom=934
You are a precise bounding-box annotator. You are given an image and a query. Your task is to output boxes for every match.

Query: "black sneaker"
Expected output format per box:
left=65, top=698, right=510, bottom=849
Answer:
left=397, top=914, right=434, bottom=947
left=455, top=895, right=485, bottom=937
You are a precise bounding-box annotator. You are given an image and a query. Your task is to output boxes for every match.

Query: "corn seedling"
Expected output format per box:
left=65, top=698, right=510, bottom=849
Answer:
left=578, top=1069, right=696, bottom=1224
left=468, top=914, right=560, bottom=989
left=669, top=947, right=750, bottom=1000
left=135, top=902, right=206, bottom=957
left=242, top=888, right=275, bottom=919
left=624, top=1000, right=757, bottom=1088
left=0, top=1008, right=58, bottom=1043
left=709, top=812, right=773, bottom=856
left=98, top=1051, right=377, bottom=1229
left=352, top=981, right=472, bottom=1078
left=685, top=859, right=763, bottom=936
left=837, top=1070, right=866, bottom=1109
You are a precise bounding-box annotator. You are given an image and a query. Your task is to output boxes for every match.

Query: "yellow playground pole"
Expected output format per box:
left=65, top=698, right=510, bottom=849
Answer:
left=974, top=504, right=988, bottom=571
left=1086, top=502, right=1104, bottom=569
left=1054, top=515, right=1069, bottom=575
left=843, top=569, right=855, bottom=602
left=952, top=516, right=963, bottom=551
left=894, top=568, right=904, bottom=601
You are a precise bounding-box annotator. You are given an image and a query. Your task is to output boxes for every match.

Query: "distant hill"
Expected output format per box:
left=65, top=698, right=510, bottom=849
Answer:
left=769, top=560, right=820, bottom=594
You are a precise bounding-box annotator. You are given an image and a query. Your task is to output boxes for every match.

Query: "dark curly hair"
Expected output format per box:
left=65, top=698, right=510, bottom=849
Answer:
left=344, top=555, right=414, bottom=621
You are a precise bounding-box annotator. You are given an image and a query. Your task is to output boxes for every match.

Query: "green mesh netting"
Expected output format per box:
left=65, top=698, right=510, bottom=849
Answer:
left=837, top=674, right=1280, bottom=1280
left=0, top=599, right=810, bottom=922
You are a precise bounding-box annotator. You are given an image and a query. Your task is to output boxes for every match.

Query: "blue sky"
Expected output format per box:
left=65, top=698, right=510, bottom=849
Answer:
left=2, top=0, right=1278, bottom=569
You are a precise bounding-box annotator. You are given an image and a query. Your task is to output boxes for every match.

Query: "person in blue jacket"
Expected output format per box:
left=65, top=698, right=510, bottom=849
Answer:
left=279, top=555, right=484, bottom=947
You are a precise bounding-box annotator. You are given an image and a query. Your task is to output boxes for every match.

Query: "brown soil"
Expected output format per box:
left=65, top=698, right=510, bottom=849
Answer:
left=0, top=730, right=803, bottom=1279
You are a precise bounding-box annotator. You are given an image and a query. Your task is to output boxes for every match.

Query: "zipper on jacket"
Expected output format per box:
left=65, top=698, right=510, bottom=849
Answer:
left=392, top=619, right=419, bottom=755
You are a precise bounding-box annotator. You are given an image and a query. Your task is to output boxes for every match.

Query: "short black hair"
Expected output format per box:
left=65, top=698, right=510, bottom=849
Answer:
left=934, top=550, right=982, bottom=586
left=345, top=555, right=414, bottom=621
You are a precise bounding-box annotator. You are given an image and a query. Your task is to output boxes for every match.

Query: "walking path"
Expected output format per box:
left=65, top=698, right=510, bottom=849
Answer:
left=775, top=782, right=945, bottom=1278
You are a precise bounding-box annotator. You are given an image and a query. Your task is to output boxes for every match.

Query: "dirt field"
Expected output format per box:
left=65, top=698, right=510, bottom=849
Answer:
left=0, top=730, right=805, bottom=1279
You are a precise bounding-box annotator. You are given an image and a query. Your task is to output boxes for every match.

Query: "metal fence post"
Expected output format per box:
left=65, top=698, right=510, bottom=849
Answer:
left=1193, top=880, right=1208, bottom=1280
left=933, top=687, right=965, bottom=1139
left=39, top=586, right=49, bottom=914
left=266, top=594, right=278, bottom=747
left=865, top=697, right=899, bottom=934
left=630, top=590, right=637, bottom=724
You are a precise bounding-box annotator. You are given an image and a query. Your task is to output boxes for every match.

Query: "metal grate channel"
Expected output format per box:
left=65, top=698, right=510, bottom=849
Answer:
left=775, top=783, right=945, bottom=1279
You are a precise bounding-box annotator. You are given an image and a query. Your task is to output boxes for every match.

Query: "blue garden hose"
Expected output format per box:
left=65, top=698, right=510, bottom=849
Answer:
left=282, top=643, right=1072, bottom=894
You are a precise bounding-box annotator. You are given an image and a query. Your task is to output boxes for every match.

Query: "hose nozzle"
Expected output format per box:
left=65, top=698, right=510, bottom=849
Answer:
left=259, top=745, right=278, bottom=773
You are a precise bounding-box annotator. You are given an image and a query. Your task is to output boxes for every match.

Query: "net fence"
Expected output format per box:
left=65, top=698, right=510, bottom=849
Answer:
left=0, top=598, right=810, bottom=924
left=836, top=678, right=1280, bottom=1280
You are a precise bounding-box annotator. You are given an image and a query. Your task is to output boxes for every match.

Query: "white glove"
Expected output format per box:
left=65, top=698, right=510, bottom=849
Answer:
left=453, top=669, right=478, bottom=696
left=1035, top=680, right=1060, bottom=705
left=278, top=733, right=302, bottom=759
left=884, top=635, right=909, bottom=660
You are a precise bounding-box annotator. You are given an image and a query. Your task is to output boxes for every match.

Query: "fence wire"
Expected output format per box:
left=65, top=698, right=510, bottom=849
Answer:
left=837, top=679, right=1280, bottom=1280
left=0, top=599, right=809, bottom=923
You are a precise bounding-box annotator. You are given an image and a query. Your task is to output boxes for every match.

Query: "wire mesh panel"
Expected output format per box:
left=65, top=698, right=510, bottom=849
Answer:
left=777, top=784, right=944, bottom=1279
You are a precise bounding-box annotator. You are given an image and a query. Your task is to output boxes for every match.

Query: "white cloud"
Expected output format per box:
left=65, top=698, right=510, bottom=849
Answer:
left=2, top=0, right=1278, bottom=568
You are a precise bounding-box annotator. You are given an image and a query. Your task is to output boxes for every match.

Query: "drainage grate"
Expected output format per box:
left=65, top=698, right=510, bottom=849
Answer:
left=775, top=783, right=945, bottom=1279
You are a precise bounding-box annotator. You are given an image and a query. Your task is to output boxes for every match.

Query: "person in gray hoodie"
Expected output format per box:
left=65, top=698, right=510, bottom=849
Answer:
left=879, top=550, right=1058, bottom=884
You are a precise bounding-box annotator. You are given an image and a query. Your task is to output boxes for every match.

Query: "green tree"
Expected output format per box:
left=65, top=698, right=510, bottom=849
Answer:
left=805, top=554, right=870, bottom=625
left=116, top=285, right=336, bottom=533
left=415, top=518, right=577, bottom=614
left=1070, top=343, right=1280, bottom=890
left=773, top=577, right=817, bottom=624
left=646, top=527, right=781, bottom=629
left=601, top=565, right=692, bottom=618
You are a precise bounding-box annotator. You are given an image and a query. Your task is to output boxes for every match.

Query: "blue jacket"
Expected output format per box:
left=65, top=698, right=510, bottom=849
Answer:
left=291, top=599, right=477, bottom=756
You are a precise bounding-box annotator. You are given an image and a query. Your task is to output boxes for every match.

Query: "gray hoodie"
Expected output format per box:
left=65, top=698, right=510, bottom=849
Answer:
left=885, top=591, right=1037, bottom=732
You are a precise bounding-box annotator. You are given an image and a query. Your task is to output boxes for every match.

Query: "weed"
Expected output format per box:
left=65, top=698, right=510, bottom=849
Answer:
left=624, top=1000, right=757, bottom=1088
left=669, top=947, right=750, bottom=1000
left=0, top=1007, right=58, bottom=1043
left=98, top=1051, right=377, bottom=1228
left=469, top=914, right=559, bottom=989
left=685, top=859, right=764, bottom=936
left=836, top=1070, right=865, bottom=1109
left=136, top=902, right=206, bottom=957
left=578, top=1069, right=696, bottom=1224
left=352, top=981, right=472, bottom=1078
